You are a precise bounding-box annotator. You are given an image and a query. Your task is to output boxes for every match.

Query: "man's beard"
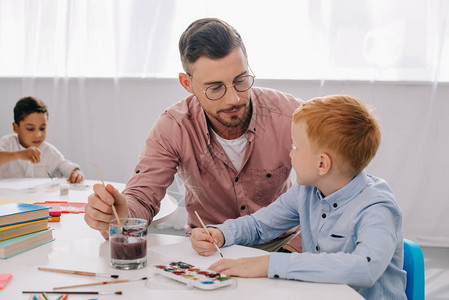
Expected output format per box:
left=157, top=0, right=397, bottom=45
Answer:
left=212, top=103, right=250, bottom=128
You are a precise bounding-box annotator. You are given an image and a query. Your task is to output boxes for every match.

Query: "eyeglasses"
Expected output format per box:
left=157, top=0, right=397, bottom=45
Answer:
left=189, top=73, right=255, bottom=101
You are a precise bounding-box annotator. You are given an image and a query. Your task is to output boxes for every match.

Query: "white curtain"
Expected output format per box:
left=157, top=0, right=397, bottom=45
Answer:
left=1, top=0, right=448, bottom=247
left=0, top=0, right=177, bottom=77
left=1, top=0, right=448, bottom=81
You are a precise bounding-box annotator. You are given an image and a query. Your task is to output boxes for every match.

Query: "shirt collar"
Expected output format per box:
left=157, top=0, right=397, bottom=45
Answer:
left=246, top=89, right=257, bottom=134
left=14, top=134, right=27, bottom=150
left=315, top=171, right=369, bottom=208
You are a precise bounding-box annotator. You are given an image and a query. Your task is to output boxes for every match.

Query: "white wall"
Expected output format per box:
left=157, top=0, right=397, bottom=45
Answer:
left=1, top=78, right=448, bottom=247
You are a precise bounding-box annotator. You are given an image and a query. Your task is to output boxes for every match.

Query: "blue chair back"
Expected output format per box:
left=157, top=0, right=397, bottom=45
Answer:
left=403, top=239, right=425, bottom=300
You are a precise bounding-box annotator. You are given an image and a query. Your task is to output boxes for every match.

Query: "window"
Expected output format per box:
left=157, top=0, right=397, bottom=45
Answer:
left=0, top=0, right=448, bottom=81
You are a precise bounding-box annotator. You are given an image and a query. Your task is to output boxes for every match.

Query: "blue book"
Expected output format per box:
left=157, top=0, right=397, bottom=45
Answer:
left=0, top=203, right=50, bottom=227
left=0, top=228, right=54, bottom=259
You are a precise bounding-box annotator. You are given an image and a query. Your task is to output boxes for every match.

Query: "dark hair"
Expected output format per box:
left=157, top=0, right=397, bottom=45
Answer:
left=179, top=18, right=247, bottom=74
left=14, top=96, right=49, bottom=124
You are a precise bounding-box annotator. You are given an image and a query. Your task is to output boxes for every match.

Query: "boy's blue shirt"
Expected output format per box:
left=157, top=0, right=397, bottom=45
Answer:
left=214, top=171, right=407, bottom=300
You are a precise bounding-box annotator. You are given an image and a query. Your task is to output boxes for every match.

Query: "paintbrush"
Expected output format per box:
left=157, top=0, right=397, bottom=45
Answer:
left=23, top=291, right=122, bottom=295
left=41, top=163, right=54, bottom=181
left=95, top=164, right=122, bottom=228
left=194, top=210, right=224, bottom=258
left=38, top=267, right=119, bottom=279
left=53, top=277, right=147, bottom=290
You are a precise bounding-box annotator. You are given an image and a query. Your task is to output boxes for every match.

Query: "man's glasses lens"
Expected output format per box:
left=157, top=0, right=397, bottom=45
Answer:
left=205, top=75, right=254, bottom=100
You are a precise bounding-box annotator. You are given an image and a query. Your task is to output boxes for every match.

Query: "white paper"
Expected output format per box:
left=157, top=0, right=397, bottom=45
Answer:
left=148, top=240, right=268, bottom=268
left=0, top=178, right=53, bottom=190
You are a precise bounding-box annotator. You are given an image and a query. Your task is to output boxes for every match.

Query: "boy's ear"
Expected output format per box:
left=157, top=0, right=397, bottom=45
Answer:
left=12, top=122, right=19, bottom=134
left=318, top=153, right=332, bottom=175
left=178, top=73, right=194, bottom=94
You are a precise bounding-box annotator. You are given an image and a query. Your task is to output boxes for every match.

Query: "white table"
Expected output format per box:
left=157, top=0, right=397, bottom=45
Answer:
left=0, top=178, right=178, bottom=226
left=0, top=212, right=364, bottom=299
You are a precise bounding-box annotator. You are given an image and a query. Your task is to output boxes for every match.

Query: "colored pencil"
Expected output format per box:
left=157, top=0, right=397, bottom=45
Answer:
left=95, top=164, right=122, bottom=228
left=23, top=291, right=122, bottom=295
left=38, top=267, right=119, bottom=279
left=38, top=294, right=47, bottom=300
left=53, top=277, right=147, bottom=290
left=194, top=210, right=224, bottom=258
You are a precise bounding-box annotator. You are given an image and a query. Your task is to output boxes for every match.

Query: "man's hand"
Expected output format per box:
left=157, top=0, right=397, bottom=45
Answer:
left=84, top=183, right=129, bottom=238
left=209, top=256, right=270, bottom=278
left=19, top=147, right=41, bottom=164
left=67, top=169, right=85, bottom=183
left=190, top=227, right=224, bottom=256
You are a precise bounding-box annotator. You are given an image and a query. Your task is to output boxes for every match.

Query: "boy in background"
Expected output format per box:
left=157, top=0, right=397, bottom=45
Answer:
left=190, top=95, right=406, bottom=299
left=0, top=96, right=84, bottom=183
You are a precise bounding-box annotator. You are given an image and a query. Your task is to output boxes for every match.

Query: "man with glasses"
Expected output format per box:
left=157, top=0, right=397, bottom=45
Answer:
left=84, top=18, right=302, bottom=252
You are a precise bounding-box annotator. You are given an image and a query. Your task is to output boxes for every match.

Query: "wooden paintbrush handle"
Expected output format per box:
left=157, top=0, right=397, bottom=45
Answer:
left=38, top=267, right=95, bottom=276
left=53, top=279, right=129, bottom=290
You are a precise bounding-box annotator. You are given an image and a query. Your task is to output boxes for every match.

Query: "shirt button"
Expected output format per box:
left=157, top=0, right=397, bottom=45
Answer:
left=333, top=203, right=338, bottom=208
left=367, top=257, right=371, bottom=262
left=135, top=169, right=140, bottom=174
left=240, top=205, right=246, bottom=210
left=322, top=213, right=326, bottom=218
left=266, top=173, right=272, bottom=178
left=235, top=177, right=239, bottom=182
left=274, top=274, right=279, bottom=279
left=315, top=245, right=319, bottom=251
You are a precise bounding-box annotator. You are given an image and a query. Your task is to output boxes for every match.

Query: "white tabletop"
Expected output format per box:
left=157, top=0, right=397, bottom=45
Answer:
left=0, top=212, right=364, bottom=300
left=0, top=178, right=178, bottom=225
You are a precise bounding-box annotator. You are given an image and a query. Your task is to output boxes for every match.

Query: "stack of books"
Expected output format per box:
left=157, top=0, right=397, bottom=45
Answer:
left=0, top=203, right=54, bottom=259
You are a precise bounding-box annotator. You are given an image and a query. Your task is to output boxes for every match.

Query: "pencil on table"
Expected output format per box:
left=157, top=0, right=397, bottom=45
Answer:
left=53, top=277, right=147, bottom=290
left=194, top=210, right=224, bottom=258
left=23, top=291, right=122, bottom=295
left=38, top=267, right=119, bottom=278
left=37, top=294, right=47, bottom=300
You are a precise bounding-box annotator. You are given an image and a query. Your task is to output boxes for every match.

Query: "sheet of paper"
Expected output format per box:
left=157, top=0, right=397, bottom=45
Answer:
left=0, top=178, right=53, bottom=190
left=148, top=240, right=268, bottom=268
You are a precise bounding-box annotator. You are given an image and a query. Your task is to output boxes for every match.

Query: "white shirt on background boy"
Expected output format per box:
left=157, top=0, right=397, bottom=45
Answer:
left=0, top=134, right=80, bottom=179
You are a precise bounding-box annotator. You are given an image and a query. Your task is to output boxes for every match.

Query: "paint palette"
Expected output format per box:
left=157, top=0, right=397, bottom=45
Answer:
left=152, top=261, right=233, bottom=290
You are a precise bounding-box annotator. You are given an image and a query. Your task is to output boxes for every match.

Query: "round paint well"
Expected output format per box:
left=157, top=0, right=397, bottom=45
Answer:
left=217, top=276, right=231, bottom=281
left=173, top=271, right=185, bottom=275
left=197, top=271, right=209, bottom=275
left=164, top=268, right=176, bottom=272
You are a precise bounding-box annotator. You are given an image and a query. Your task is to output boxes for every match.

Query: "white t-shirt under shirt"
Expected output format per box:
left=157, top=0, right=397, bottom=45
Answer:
left=0, top=134, right=80, bottom=179
left=212, top=131, right=248, bottom=172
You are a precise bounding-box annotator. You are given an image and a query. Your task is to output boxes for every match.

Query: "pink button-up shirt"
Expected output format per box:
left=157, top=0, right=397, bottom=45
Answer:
left=124, top=87, right=301, bottom=235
